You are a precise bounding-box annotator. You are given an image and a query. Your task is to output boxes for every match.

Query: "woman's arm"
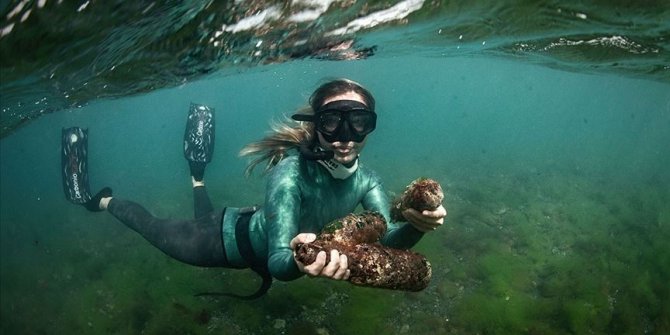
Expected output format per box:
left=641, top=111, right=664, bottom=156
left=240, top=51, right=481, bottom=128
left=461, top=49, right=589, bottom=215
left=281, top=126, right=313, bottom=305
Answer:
left=265, top=183, right=304, bottom=281
left=362, top=183, right=425, bottom=249
left=362, top=174, right=446, bottom=247
left=264, top=159, right=350, bottom=281
left=264, top=160, right=306, bottom=281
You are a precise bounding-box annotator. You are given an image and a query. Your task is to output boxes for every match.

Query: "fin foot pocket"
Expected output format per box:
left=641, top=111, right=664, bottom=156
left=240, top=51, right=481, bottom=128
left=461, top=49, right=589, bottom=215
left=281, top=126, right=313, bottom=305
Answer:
left=189, top=161, right=206, bottom=182
left=84, top=187, right=113, bottom=212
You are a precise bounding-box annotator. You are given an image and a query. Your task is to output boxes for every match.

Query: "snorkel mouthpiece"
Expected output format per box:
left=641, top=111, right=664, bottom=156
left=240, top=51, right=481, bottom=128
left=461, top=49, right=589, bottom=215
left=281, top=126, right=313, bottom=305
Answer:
left=299, top=142, right=335, bottom=161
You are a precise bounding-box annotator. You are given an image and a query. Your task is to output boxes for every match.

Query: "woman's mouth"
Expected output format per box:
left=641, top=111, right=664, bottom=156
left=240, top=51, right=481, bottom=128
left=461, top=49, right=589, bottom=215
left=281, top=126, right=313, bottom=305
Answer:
left=334, top=147, right=352, bottom=155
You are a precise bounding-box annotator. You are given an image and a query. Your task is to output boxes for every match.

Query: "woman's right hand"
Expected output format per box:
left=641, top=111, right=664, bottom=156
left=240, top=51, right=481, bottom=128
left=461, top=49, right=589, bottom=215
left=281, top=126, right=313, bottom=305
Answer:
left=290, top=233, right=350, bottom=280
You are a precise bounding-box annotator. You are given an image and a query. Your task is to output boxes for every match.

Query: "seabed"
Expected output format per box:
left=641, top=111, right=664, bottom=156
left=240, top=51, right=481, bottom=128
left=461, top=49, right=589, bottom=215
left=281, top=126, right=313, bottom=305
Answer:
left=2, top=162, right=668, bottom=335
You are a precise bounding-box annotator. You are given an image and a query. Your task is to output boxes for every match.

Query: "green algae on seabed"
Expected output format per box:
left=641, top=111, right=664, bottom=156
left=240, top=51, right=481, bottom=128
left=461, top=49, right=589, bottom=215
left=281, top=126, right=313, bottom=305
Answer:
left=437, top=169, right=670, bottom=335
left=334, top=287, right=399, bottom=334
left=3, top=163, right=669, bottom=334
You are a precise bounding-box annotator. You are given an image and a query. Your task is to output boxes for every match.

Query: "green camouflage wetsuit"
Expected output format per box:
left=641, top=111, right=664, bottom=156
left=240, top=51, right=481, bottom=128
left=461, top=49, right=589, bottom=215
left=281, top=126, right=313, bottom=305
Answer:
left=222, top=154, right=425, bottom=281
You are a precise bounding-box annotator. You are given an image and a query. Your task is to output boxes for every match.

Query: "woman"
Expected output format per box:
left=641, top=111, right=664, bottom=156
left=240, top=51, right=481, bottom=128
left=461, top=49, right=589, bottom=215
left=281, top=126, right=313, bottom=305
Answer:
left=69, top=79, right=446, bottom=298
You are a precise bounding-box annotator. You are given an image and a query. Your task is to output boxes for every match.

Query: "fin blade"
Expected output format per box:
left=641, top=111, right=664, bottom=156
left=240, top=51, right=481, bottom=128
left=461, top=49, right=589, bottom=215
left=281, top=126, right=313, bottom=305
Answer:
left=183, top=103, right=215, bottom=163
left=62, top=127, right=92, bottom=204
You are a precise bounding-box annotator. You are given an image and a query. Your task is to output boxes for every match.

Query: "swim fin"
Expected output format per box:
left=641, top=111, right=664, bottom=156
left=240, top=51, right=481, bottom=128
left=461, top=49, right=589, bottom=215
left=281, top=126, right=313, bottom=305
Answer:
left=183, top=103, right=215, bottom=164
left=62, top=127, right=92, bottom=204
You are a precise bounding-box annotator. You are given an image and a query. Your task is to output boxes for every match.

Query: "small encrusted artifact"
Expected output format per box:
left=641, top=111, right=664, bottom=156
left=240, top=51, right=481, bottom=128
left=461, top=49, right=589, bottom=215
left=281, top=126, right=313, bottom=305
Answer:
left=391, top=178, right=444, bottom=221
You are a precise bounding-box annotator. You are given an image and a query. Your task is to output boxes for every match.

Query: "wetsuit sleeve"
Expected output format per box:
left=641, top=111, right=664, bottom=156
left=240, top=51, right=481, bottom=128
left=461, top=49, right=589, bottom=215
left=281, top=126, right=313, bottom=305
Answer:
left=362, top=181, right=424, bottom=249
left=265, top=164, right=304, bottom=281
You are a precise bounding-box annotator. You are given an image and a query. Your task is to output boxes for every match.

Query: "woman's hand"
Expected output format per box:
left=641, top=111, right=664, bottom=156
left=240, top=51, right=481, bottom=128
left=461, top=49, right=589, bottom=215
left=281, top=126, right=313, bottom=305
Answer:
left=403, top=204, right=447, bottom=233
left=290, top=233, right=350, bottom=280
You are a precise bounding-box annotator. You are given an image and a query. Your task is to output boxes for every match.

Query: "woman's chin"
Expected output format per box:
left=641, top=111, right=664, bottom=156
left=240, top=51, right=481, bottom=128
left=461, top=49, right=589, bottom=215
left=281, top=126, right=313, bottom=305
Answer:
left=334, top=153, right=357, bottom=164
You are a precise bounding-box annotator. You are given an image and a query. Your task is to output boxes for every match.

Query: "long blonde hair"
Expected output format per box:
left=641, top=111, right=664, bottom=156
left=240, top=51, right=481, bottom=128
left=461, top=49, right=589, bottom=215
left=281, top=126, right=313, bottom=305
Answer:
left=240, top=78, right=375, bottom=176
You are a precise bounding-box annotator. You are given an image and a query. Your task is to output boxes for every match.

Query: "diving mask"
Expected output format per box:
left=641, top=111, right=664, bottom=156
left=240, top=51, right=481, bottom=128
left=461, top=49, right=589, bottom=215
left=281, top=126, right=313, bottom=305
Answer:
left=292, top=100, right=377, bottom=143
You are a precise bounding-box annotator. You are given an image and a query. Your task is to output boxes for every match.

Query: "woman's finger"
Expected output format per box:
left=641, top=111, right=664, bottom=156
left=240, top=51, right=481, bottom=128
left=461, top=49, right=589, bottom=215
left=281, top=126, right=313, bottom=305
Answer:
left=290, top=233, right=317, bottom=250
left=332, top=254, right=349, bottom=280
left=321, top=249, right=341, bottom=277
left=304, top=251, right=327, bottom=276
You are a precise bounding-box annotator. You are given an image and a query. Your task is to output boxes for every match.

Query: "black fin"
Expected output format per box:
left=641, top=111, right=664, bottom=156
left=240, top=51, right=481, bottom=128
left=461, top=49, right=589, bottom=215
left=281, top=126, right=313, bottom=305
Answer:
left=184, top=103, right=215, bottom=164
left=62, top=127, right=92, bottom=204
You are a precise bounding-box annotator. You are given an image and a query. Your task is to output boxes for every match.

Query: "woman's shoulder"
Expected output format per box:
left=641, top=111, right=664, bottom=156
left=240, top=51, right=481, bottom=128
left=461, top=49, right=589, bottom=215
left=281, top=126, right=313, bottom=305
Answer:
left=269, top=155, right=303, bottom=181
left=274, top=154, right=301, bottom=170
left=356, top=162, right=383, bottom=185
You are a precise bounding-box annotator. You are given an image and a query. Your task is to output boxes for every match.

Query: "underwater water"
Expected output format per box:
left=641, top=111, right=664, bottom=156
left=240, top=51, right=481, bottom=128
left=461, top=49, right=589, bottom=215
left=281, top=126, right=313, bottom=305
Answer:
left=1, top=0, right=669, bottom=137
left=2, top=1, right=670, bottom=335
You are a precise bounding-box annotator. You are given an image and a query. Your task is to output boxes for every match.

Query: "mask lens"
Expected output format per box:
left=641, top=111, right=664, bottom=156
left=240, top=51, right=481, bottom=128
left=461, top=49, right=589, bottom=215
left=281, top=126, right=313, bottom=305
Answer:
left=317, top=112, right=343, bottom=134
left=347, top=110, right=376, bottom=135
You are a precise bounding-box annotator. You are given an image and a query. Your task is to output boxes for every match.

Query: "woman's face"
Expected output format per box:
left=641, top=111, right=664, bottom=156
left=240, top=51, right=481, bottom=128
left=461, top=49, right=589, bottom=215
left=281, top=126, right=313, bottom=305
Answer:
left=317, top=91, right=369, bottom=165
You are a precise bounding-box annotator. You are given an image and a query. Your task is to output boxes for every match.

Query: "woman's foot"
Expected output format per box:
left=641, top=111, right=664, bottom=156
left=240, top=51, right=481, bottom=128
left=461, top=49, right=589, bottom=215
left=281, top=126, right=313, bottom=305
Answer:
left=83, top=187, right=113, bottom=212
left=192, top=176, right=205, bottom=188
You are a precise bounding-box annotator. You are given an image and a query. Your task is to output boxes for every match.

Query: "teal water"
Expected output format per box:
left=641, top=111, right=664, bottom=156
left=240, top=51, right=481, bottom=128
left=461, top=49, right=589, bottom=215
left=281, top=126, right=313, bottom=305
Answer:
left=1, top=55, right=669, bottom=334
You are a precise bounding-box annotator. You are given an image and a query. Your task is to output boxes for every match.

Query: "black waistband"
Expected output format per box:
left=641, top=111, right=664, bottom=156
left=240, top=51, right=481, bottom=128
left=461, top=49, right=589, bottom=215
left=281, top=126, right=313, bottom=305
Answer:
left=234, top=207, right=273, bottom=299
left=235, top=207, right=260, bottom=268
left=218, top=207, right=230, bottom=266
left=195, top=207, right=270, bottom=299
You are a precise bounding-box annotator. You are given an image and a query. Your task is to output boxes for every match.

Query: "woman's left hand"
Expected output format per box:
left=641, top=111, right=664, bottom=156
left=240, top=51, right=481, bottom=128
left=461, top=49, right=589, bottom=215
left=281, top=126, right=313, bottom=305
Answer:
left=403, top=204, right=447, bottom=233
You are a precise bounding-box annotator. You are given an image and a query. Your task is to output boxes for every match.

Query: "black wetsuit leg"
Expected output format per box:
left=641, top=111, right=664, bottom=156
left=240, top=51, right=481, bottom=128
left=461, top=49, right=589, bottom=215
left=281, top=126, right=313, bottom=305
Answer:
left=193, top=186, right=214, bottom=219
left=107, top=198, right=227, bottom=267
